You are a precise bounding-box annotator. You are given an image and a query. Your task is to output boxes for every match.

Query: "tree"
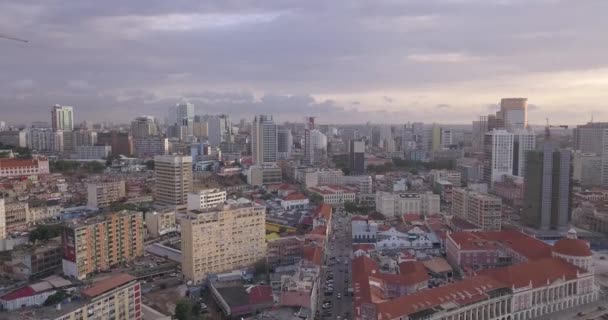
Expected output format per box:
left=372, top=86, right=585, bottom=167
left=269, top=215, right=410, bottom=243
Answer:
left=174, top=299, right=192, bottom=320
left=343, top=201, right=358, bottom=214
left=44, top=289, right=68, bottom=306
left=29, top=225, right=62, bottom=243
left=145, top=160, right=155, bottom=170
left=309, top=193, right=323, bottom=205
left=254, top=259, right=269, bottom=278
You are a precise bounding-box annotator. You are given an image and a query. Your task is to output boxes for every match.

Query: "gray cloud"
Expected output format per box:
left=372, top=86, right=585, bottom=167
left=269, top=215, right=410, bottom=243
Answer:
left=436, top=104, right=451, bottom=109
left=1, top=0, right=608, bottom=125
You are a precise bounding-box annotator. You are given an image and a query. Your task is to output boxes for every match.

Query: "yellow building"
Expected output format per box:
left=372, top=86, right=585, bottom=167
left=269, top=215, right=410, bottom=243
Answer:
left=180, top=198, right=266, bottom=283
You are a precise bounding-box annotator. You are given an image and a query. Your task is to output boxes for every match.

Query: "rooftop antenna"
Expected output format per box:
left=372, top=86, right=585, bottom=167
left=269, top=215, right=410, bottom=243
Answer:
left=0, top=33, right=28, bottom=43
left=545, top=118, right=551, bottom=140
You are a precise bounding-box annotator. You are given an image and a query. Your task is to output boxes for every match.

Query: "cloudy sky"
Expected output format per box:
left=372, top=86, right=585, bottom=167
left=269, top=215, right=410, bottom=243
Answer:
left=1, top=0, right=607, bottom=125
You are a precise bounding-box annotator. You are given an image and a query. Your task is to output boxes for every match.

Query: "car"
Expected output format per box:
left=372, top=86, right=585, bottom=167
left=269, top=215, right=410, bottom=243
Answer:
left=337, top=293, right=341, bottom=299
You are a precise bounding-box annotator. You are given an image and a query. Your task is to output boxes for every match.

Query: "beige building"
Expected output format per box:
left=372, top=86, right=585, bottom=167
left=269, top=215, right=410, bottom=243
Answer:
left=87, top=180, right=126, bottom=209
left=5, top=201, right=29, bottom=230
left=145, top=207, right=178, bottom=238
left=247, top=165, right=282, bottom=186
left=452, top=188, right=502, bottom=231
left=154, top=155, right=192, bottom=206
left=28, top=200, right=62, bottom=223
left=375, top=192, right=441, bottom=217
left=187, top=188, right=227, bottom=211
left=181, top=198, right=266, bottom=283
left=0, top=199, right=5, bottom=240
left=62, top=211, right=144, bottom=280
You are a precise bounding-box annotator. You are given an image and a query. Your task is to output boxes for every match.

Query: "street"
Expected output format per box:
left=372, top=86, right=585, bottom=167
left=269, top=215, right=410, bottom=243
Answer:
left=316, top=207, right=353, bottom=319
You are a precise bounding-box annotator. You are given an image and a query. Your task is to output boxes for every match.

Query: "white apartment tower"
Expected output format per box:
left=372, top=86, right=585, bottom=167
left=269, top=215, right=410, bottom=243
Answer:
left=513, top=129, right=536, bottom=177
left=187, top=188, right=227, bottom=211
left=484, top=129, right=514, bottom=186
left=51, top=105, right=74, bottom=132
left=154, top=155, right=193, bottom=206
left=251, top=115, right=278, bottom=165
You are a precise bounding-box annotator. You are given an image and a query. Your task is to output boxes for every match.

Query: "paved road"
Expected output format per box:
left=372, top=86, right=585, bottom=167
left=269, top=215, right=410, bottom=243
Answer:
left=316, top=208, right=353, bottom=319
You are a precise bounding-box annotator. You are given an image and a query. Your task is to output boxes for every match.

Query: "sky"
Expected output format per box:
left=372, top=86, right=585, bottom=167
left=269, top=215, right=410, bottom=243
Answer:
left=1, top=0, right=608, bottom=125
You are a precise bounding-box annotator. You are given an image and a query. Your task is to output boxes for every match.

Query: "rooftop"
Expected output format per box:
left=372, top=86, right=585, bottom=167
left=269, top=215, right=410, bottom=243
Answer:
left=81, top=273, right=136, bottom=298
left=479, top=257, right=585, bottom=289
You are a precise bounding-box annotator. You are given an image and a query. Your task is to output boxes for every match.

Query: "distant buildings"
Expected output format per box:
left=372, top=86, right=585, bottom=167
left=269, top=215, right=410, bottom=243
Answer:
left=97, top=130, right=133, bottom=156
left=133, top=136, right=168, bottom=158
left=51, top=105, right=74, bottom=132
left=181, top=199, right=266, bottom=282
left=247, top=165, right=282, bottom=186
left=154, top=155, right=192, bottom=207
left=500, top=98, right=528, bottom=130
left=523, top=144, right=571, bottom=230
left=130, top=115, right=158, bottom=138
left=62, top=211, right=144, bottom=279
left=86, top=180, right=126, bottom=209
left=484, top=129, right=514, bottom=186
left=572, top=151, right=602, bottom=186
left=375, top=192, right=440, bottom=217
left=277, top=128, right=293, bottom=159
left=308, top=185, right=356, bottom=206
left=251, top=115, right=277, bottom=165
left=0, top=130, right=27, bottom=147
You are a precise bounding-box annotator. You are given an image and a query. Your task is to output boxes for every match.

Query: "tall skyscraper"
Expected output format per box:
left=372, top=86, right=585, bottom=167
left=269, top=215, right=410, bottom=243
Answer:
left=130, top=116, right=158, bottom=138
left=484, top=129, right=514, bottom=186
left=349, top=140, right=365, bottom=174
left=207, top=114, right=232, bottom=147
left=181, top=199, right=266, bottom=282
left=251, top=115, right=277, bottom=165
left=572, top=122, right=608, bottom=186
left=512, top=129, right=536, bottom=177
left=310, top=129, right=328, bottom=164
left=523, top=143, right=571, bottom=230
left=51, top=105, right=74, bottom=132
left=154, top=155, right=192, bottom=206
left=277, top=128, right=293, bottom=159
left=500, top=98, right=528, bottom=130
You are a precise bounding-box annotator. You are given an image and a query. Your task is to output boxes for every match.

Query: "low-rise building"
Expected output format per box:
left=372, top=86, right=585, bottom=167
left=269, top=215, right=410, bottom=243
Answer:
left=375, top=192, right=440, bottom=217
left=492, top=175, right=524, bottom=207
left=266, top=235, right=305, bottom=268
left=5, top=201, right=29, bottom=230
left=0, top=157, right=50, bottom=178
left=210, top=282, right=273, bottom=318
left=72, top=145, right=112, bottom=159
left=27, top=199, right=62, bottom=223
left=248, top=165, right=282, bottom=186
left=280, top=193, right=309, bottom=210
left=0, top=275, right=72, bottom=310
left=308, top=185, right=356, bottom=207
left=7, top=239, right=63, bottom=280
left=187, top=188, right=227, bottom=211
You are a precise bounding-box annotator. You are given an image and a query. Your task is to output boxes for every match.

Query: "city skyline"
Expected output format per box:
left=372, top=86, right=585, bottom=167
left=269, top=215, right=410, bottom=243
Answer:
left=2, top=1, right=608, bottom=124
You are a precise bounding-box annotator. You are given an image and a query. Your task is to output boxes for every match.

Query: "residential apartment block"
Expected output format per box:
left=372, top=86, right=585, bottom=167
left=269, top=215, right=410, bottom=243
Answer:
left=452, top=188, right=502, bottom=231
left=187, top=188, right=227, bottom=211
left=87, top=180, right=127, bottom=209
left=62, top=211, right=144, bottom=279
left=181, top=198, right=266, bottom=283
left=144, top=207, right=178, bottom=238
left=154, top=155, right=192, bottom=206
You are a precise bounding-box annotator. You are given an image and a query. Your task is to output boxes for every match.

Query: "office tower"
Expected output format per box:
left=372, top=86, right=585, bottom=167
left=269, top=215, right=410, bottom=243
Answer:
left=452, top=188, right=502, bottom=231
left=0, top=130, right=27, bottom=147
left=523, top=144, right=571, bottom=230
left=251, top=115, right=278, bottom=165
left=512, top=129, right=536, bottom=177
left=97, top=131, right=133, bottom=156
left=187, top=188, right=227, bottom=211
left=207, top=114, right=232, bottom=147
left=472, top=116, right=489, bottom=151
left=483, top=129, right=514, bottom=186
left=62, top=130, right=98, bottom=153
left=87, top=181, right=127, bottom=209
left=303, top=117, right=315, bottom=165
left=193, top=115, right=208, bottom=139
left=277, top=128, right=293, bottom=159
left=572, top=151, right=602, bottom=186
left=441, top=128, right=453, bottom=148
left=500, top=98, right=528, bottom=130
left=573, top=122, right=608, bottom=155
left=51, top=105, right=74, bottom=132
left=130, top=116, right=158, bottom=138
left=61, top=211, right=144, bottom=279
left=349, top=140, right=365, bottom=174
left=154, top=155, right=192, bottom=206
left=310, top=129, right=328, bottom=164
left=181, top=199, right=266, bottom=282
left=431, top=124, right=442, bottom=151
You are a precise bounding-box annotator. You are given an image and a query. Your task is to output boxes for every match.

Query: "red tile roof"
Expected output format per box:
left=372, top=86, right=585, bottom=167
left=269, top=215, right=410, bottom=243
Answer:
left=353, top=244, right=375, bottom=252
left=309, top=225, right=327, bottom=236
left=351, top=215, right=367, bottom=221
left=248, top=285, right=273, bottom=305
left=315, top=203, right=332, bottom=220
left=0, top=158, right=40, bottom=168
left=284, top=192, right=308, bottom=201
left=280, top=291, right=311, bottom=308
left=0, top=286, right=36, bottom=301
left=553, top=238, right=592, bottom=257
left=81, top=274, right=136, bottom=298
left=368, top=211, right=386, bottom=221
left=375, top=276, right=506, bottom=319
left=479, top=257, right=584, bottom=289
left=402, top=214, right=423, bottom=223
left=448, top=230, right=552, bottom=260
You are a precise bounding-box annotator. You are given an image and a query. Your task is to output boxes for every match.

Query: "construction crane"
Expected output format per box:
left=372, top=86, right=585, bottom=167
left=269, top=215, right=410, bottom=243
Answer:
left=545, top=118, right=568, bottom=139
left=0, top=33, right=28, bottom=43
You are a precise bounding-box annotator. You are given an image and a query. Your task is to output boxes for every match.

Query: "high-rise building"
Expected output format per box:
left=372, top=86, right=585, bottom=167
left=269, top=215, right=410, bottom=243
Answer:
left=303, top=117, right=315, bottom=165
left=573, top=122, right=608, bottom=156
left=277, top=128, right=293, bottom=159
left=484, top=129, right=514, bottom=186
left=572, top=151, right=602, bottom=186
left=310, top=129, right=328, bottom=165
left=451, top=188, right=502, bottom=231
left=130, top=116, right=158, bottom=138
left=471, top=116, right=488, bottom=151
left=251, top=115, right=277, bottom=165
left=440, top=128, right=453, bottom=148
left=61, top=211, right=144, bottom=279
left=27, top=128, right=63, bottom=152
left=193, top=115, right=208, bottom=139
left=51, top=105, right=74, bottom=132
left=132, top=136, right=168, bottom=158
left=349, top=140, right=365, bottom=174
left=512, top=129, right=536, bottom=177
left=207, top=114, right=232, bottom=147
left=154, top=155, right=192, bottom=206
left=87, top=181, right=127, bottom=209
left=523, top=143, right=572, bottom=230
left=0, top=130, right=27, bottom=147
left=500, top=98, right=528, bottom=130
left=181, top=199, right=266, bottom=282
left=97, top=131, right=133, bottom=156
